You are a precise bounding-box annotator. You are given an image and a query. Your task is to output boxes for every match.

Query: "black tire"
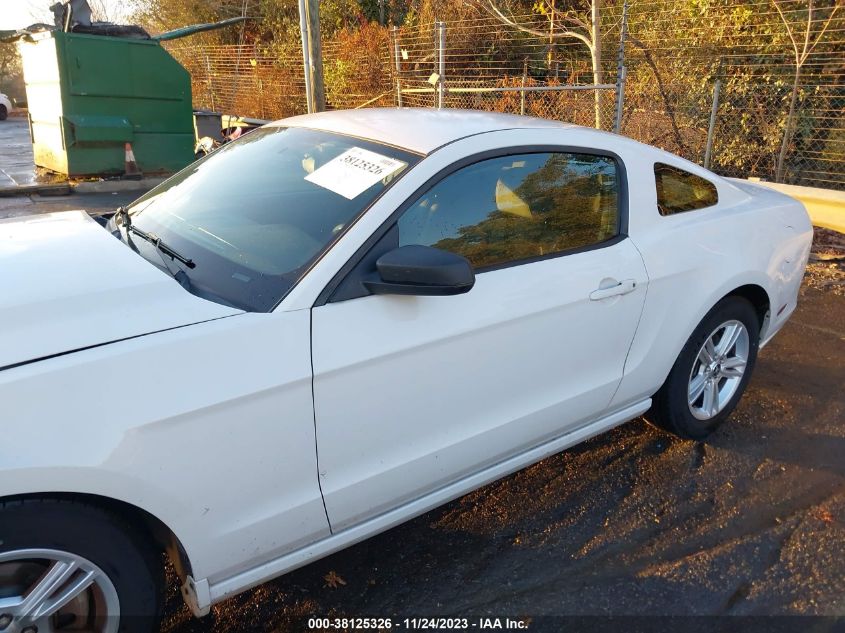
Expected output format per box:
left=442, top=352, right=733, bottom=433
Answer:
left=0, top=105, right=7, bottom=121
left=647, top=296, right=760, bottom=439
left=0, top=498, right=164, bottom=632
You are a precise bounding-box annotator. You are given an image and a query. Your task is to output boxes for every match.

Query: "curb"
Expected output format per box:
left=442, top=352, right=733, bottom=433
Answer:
left=72, top=177, right=167, bottom=194
left=0, top=183, right=71, bottom=198
left=0, top=178, right=165, bottom=198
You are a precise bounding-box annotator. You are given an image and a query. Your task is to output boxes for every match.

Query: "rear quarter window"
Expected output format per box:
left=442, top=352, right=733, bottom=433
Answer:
left=654, top=163, right=718, bottom=216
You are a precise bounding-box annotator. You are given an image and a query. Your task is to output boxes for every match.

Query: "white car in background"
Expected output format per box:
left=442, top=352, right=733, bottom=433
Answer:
left=0, top=93, right=12, bottom=120
left=0, top=109, right=811, bottom=631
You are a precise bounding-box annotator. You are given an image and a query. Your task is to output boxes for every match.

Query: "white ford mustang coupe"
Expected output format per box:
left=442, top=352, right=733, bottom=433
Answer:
left=0, top=109, right=811, bottom=630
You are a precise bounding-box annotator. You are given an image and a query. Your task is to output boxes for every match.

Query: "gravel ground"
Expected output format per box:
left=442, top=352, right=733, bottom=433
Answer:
left=806, top=228, right=845, bottom=296
left=160, top=231, right=845, bottom=631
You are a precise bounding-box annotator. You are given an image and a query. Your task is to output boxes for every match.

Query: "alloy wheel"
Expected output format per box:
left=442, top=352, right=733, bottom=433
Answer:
left=687, top=319, right=750, bottom=421
left=0, top=549, right=119, bottom=633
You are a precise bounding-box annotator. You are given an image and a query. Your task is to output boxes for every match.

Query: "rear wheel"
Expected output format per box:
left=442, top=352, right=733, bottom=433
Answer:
left=0, top=499, right=164, bottom=633
left=0, top=106, right=7, bottom=121
left=648, top=296, right=760, bottom=439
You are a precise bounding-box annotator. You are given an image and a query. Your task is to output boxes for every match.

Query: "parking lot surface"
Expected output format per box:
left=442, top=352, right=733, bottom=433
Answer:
left=157, top=230, right=845, bottom=630
left=0, top=118, right=38, bottom=188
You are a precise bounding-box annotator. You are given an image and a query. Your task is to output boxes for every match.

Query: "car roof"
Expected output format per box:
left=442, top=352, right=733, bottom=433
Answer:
left=273, top=107, right=576, bottom=155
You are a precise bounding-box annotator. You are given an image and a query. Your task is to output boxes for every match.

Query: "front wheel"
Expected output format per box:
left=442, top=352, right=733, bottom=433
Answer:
left=0, top=499, right=164, bottom=633
left=0, top=106, right=8, bottom=121
left=648, top=296, right=760, bottom=439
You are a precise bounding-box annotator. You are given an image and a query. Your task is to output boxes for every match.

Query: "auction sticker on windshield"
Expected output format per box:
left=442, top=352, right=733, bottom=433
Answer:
left=305, top=147, right=407, bottom=199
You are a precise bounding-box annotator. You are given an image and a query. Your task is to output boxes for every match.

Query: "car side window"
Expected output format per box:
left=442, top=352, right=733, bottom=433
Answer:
left=396, top=152, right=620, bottom=270
left=654, top=163, right=718, bottom=216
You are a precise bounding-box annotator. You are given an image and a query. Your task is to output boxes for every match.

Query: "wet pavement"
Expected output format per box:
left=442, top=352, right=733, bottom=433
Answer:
left=159, top=245, right=845, bottom=629
left=0, top=117, right=40, bottom=188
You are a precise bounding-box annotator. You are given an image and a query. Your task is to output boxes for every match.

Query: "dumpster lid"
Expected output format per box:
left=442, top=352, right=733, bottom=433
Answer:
left=1, top=25, right=53, bottom=44
left=2, top=4, right=248, bottom=43
left=153, top=17, right=250, bottom=42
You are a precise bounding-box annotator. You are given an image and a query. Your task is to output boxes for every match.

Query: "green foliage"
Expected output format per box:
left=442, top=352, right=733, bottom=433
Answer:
left=618, top=0, right=843, bottom=184
left=0, top=43, right=23, bottom=100
left=127, top=0, right=841, bottom=186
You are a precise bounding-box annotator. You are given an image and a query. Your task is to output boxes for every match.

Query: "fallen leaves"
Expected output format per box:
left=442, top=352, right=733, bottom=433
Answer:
left=804, top=228, right=845, bottom=295
left=323, top=571, right=347, bottom=589
left=814, top=508, right=834, bottom=525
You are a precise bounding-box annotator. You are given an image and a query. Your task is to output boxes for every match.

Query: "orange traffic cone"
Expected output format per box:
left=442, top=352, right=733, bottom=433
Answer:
left=124, top=142, right=142, bottom=180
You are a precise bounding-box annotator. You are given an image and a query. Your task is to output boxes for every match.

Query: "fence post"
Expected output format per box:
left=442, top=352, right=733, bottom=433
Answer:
left=205, top=54, right=215, bottom=112
left=704, top=79, right=722, bottom=170
left=437, top=20, right=446, bottom=109
left=521, top=58, right=528, bottom=115
left=613, top=0, right=629, bottom=134
left=259, top=79, right=266, bottom=120
left=392, top=26, right=403, bottom=108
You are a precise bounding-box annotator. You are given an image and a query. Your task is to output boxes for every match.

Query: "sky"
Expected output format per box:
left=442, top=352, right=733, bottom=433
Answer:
left=0, top=0, right=132, bottom=31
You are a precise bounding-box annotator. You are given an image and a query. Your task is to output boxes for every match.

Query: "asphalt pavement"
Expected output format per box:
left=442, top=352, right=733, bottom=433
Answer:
left=0, top=118, right=40, bottom=188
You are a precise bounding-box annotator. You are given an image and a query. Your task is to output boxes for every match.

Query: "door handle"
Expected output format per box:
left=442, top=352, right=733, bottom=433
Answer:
left=590, top=279, right=637, bottom=301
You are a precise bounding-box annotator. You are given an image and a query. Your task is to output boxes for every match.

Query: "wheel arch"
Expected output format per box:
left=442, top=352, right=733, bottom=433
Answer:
left=665, top=280, right=771, bottom=381
left=725, top=283, right=771, bottom=334
left=0, top=491, right=193, bottom=582
left=676, top=280, right=773, bottom=373
left=634, top=278, right=774, bottom=405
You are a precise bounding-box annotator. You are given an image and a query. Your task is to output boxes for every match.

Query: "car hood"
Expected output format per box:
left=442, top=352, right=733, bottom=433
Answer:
left=0, top=211, right=242, bottom=370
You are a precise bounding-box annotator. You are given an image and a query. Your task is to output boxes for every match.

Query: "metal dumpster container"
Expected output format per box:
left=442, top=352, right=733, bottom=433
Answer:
left=10, top=8, right=247, bottom=178
left=19, top=30, right=194, bottom=177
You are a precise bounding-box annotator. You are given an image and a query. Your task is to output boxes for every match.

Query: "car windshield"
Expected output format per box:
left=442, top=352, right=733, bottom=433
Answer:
left=125, top=126, right=420, bottom=312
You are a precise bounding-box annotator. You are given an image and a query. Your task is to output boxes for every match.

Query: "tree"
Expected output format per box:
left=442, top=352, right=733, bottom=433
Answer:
left=0, top=44, right=21, bottom=85
left=0, top=42, right=23, bottom=105
left=772, top=0, right=841, bottom=182
left=472, top=0, right=605, bottom=128
left=87, top=0, right=129, bottom=23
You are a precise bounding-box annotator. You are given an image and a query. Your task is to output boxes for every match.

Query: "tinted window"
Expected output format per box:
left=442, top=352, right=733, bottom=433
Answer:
left=397, top=152, right=619, bottom=270
left=654, top=163, right=718, bottom=215
left=123, top=127, right=419, bottom=312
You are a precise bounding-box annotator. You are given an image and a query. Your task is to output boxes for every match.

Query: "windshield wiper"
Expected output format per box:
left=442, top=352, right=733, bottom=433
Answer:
left=116, top=206, right=196, bottom=270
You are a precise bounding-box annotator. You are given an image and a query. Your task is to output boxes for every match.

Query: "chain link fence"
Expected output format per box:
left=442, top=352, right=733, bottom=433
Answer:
left=167, top=43, right=304, bottom=120
left=614, top=0, right=844, bottom=189
left=166, top=21, right=395, bottom=119
left=166, top=1, right=844, bottom=190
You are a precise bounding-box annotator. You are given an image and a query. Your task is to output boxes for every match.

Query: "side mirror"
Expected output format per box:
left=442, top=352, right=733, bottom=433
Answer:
left=363, top=245, right=475, bottom=296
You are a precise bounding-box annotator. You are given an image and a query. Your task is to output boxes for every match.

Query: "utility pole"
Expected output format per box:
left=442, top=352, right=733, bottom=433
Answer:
left=297, top=0, right=313, bottom=113
left=302, top=0, right=325, bottom=112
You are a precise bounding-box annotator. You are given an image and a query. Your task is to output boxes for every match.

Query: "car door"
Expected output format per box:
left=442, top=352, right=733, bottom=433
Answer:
left=311, top=146, right=648, bottom=532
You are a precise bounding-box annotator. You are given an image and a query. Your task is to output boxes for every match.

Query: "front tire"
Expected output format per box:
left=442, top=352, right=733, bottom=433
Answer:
left=0, top=106, right=7, bottom=121
left=0, top=499, right=164, bottom=633
left=648, top=296, right=760, bottom=439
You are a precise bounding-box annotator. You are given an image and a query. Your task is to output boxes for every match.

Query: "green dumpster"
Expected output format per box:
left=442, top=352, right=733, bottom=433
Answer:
left=12, top=16, right=247, bottom=178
